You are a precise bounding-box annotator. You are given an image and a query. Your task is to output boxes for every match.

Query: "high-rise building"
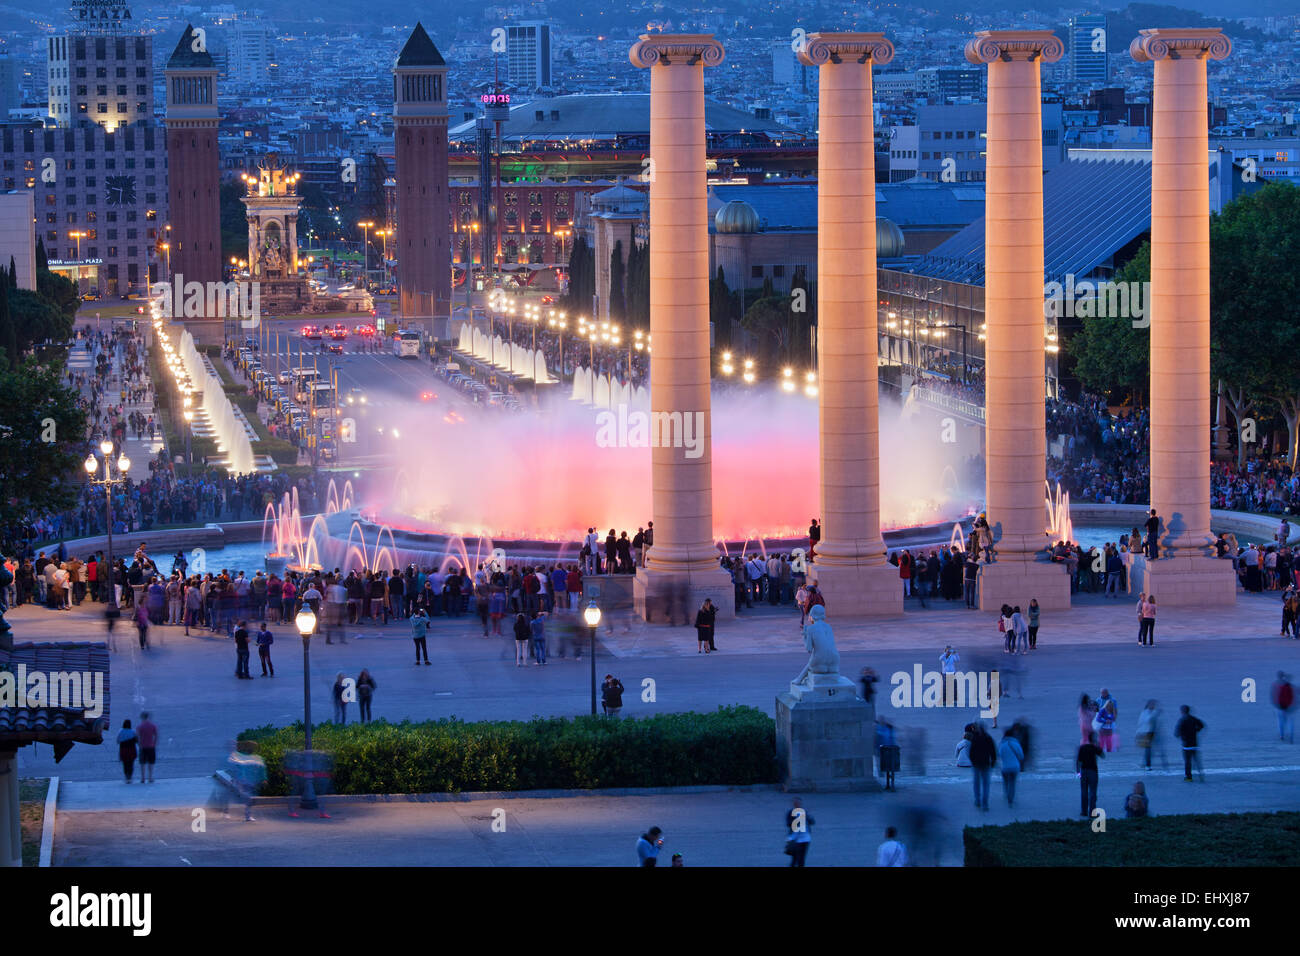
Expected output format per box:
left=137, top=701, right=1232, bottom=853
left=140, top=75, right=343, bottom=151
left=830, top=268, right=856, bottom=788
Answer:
left=165, top=24, right=222, bottom=294
left=226, top=23, right=271, bottom=87
left=393, top=22, right=450, bottom=322
left=916, top=68, right=984, bottom=103
left=506, top=22, right=551, bottom=89
left=1069, top=14, right=1109, bottom=86
left=46, top=33, right=155, bottom=131
left=0, top=55, right=19, bottom=119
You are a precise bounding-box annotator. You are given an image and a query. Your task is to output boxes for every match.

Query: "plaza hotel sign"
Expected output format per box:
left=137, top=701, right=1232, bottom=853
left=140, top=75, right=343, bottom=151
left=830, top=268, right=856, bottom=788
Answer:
left=70, top=0, right=134, bottom=29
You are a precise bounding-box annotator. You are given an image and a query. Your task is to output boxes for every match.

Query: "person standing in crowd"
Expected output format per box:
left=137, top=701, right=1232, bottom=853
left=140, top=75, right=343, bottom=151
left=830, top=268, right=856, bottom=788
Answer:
left=1145, top=508, right=1160, bottom=559
left=1011, top=605, right=1029, bottom=654
left=940, top=645, right=960, bottom=706
left=137, top=712, right=158, bottom=783
left=1135, top=699, right=1166, bottom=769
left=877, top=827, right=908, bottom=867
left=1026, top=598, right=1040, bottom=649
left=1271, top=672, right=1295, bottom=743
left=1078, top=693, right=1097, bottom=745
left=1076, top=731, right=1104, bottom=816
left=1175, top=704, right=1206, bottom=782
left=785, top=798, right=814, bottom=867
left=963, top=554, right=979, bottom=609
left=233, top=620, right=252, bottom=679
left=636, top=826, right=664, bottom=867
left=332, top=672, right=348, bottom=725
left=1135, top=592, right=1147, bottom=644
left=601, top=674, right=624, bottom=717
left=513, top=612, right=530, bottom=667
left=134, top=600, right=150, bottom=649
left=695, top=598, right=717, bottom=653
left=117, top=719, right=138, bottom=784
left=1095, top=688, right=1119, bottom=753
left=998, top=729, right=1024, bottom=807
left=1140, top=595, right=1157, bottom=646
left=255, top=622, right=274, bottom=677
left=529, top=610, right=548, bottom=665
left=969, top=721, right=996, bottom=811
left=410, top=608, right=431, bottom=665
left=356, top=668, right=376, bottom=723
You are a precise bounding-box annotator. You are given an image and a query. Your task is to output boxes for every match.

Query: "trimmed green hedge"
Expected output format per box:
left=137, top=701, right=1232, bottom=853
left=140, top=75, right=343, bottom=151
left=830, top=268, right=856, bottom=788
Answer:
left=964, top=812, right=1300, bottom=866
left=239, top=706, right=778, bottom=795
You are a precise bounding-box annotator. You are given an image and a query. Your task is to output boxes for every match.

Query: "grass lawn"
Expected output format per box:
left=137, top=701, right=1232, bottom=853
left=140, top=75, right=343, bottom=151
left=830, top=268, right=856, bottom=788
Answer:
left=18, top=778, right=49, bottom=867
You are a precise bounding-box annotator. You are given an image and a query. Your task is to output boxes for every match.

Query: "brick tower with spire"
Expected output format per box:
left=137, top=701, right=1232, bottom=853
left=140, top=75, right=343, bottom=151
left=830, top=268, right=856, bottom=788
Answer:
left=393, top=22, right=450, bottom=325
left=164, top=24, right=222, bottom=301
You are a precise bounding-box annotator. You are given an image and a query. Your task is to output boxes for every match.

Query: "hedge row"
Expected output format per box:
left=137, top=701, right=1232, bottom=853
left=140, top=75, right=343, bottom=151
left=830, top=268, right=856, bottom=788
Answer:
left=239, top=706, right=778, bottom=795
left=964, top=812, right=1300, bottom=866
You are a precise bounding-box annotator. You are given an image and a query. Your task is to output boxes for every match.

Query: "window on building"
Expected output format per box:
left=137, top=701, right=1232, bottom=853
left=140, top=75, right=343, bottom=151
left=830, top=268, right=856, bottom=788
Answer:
left=773, top=265, right=785, bottom=277
left=46, top=213, right=56, bottom=224
left=96, top=84, right=106, bottom=95
left=117, top=103, right=126, bottom=113
left=751, top=265, right=763, bottom=279
left=97, top=103, right=107, bottom=113
left=95, top=67, right=106, bottom=78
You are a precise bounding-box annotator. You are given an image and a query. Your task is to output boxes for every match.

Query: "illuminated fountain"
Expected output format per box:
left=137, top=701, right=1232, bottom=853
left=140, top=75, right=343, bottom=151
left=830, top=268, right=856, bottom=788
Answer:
left=1045, top=480, right=1075, bottom=545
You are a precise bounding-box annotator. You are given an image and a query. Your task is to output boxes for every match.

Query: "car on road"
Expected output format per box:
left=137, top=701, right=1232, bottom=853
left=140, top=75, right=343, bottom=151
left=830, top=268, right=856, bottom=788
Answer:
left=345, top=388, right=366, bottom=406
left=329, top=323, right=348, bottom=339
left=353, top=324, right=375, bottom=337
left=326, top=342, right=344, bottom=353
left=300, top=324, right=322, bottom=339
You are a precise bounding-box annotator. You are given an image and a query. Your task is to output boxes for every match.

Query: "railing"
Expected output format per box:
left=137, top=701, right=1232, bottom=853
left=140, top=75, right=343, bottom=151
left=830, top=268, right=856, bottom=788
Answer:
left=910, top=386, right=986, bottom=423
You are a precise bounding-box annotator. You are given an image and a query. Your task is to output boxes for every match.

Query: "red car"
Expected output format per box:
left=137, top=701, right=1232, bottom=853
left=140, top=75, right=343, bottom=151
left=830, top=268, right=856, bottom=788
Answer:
left=353, top=324, right=375, bottom=337
left=301, top=325, right=321, bottom=340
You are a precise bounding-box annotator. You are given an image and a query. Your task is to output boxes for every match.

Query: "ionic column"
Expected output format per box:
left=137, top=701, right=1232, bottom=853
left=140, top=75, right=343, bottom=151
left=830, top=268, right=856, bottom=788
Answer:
left=630, top=34, right=735, bottom=620
left=798, top=32, right=900, bottom=617
left=966, top=30, right=1071, bottom=610
left=1130, top=28, right=1236, bottom=605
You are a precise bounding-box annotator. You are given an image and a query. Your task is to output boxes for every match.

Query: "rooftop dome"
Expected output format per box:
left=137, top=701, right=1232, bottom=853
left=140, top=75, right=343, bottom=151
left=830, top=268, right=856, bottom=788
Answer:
left=877, top=218, right=906, bottom=258
left=715, top=200, right=760, bottom=234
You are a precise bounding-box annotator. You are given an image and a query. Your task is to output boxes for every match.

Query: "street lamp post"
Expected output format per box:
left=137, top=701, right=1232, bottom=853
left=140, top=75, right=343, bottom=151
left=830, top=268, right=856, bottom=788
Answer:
left=293, top=604, right=328, bottom=815
left=83, top=440, right=131, bottom=612
left=583, top=600, right=602, bottom=715
left=358, top=221, right=374, bottom=288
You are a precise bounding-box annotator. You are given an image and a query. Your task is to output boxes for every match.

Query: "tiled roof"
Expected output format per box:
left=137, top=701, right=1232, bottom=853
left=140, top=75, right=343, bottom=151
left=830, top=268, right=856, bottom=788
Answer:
left=0, top=642, right=110, bottom=747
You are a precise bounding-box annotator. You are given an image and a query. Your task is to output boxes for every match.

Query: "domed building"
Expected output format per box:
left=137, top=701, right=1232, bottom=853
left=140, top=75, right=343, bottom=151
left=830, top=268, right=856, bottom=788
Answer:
left=714, top=200, right=761, bottom=235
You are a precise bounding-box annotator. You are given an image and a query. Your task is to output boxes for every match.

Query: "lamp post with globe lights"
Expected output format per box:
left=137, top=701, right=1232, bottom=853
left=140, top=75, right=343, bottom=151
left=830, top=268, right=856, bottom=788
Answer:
left=584, top=600, right=602, bottom=715
left=293, top=603, right=328, bottom=816
left=84, top=441, right=131, bottom=611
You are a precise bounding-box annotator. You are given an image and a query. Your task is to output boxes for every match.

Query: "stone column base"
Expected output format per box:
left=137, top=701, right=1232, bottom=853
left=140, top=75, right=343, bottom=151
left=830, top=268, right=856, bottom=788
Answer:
left=809, top=562, right=902, bottom=618
left=1133, top=554, right=1237, bottom=607
left=978, top=557, right=1071, bottom=611
left=775, top=684, right=879, bottom=792
left=634, top=566, right=736, bottom=623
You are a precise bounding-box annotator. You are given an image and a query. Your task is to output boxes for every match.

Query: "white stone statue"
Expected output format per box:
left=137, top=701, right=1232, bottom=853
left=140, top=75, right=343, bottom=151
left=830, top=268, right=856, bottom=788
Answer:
left=793, top=604, right=840, bottom=686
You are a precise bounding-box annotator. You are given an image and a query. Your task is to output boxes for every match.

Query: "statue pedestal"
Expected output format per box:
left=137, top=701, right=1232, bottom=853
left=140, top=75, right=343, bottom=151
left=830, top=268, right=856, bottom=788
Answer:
left=776, top=677, right=879, bottom=792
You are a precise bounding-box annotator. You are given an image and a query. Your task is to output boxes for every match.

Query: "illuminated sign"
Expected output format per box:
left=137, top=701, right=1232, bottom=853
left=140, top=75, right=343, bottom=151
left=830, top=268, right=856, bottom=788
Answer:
left=71, top=0, right=134, bottom=29
left=480, top=93, right=511, bottom=105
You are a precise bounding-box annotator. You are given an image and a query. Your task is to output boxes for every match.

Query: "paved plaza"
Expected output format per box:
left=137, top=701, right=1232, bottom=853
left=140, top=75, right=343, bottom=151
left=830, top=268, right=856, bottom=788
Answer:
left=13, top=587, right=1300, bottom=865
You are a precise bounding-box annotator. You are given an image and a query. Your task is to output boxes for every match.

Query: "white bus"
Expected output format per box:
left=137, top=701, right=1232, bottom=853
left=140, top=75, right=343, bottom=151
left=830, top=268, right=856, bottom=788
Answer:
left=393, top=329, right=421, bottom=358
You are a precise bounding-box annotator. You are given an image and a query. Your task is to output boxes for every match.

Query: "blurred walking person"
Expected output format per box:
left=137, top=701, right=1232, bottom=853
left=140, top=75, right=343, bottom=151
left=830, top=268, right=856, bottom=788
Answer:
left=785, top=798, right=814, bottom=867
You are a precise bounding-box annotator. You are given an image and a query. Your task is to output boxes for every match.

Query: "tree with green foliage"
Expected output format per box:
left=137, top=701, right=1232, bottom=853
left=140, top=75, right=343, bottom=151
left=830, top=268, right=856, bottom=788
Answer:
left=0, top=280, right=17, bottom=371
left=7, top=256, right=15, bottom=289
left=37, top=269, right=79, bottom=323
left=0, top=356, right=87, bottom=550
left=35, top=236, right=48, bottom=271
left=8, top=288, right=73, bottom=355
left=710, top=267, right=739, bottom=347
left=608, top=240, right=626, bottom=321
left=741, top=294, right=812, bottom=369
left=1066, top=242, right=1151, bottom=406
left=562, top=234, right=595, bottom=314
left=1207, top=182, right=1300, bottom=466
left=626, top=240, right=650, bottom=328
